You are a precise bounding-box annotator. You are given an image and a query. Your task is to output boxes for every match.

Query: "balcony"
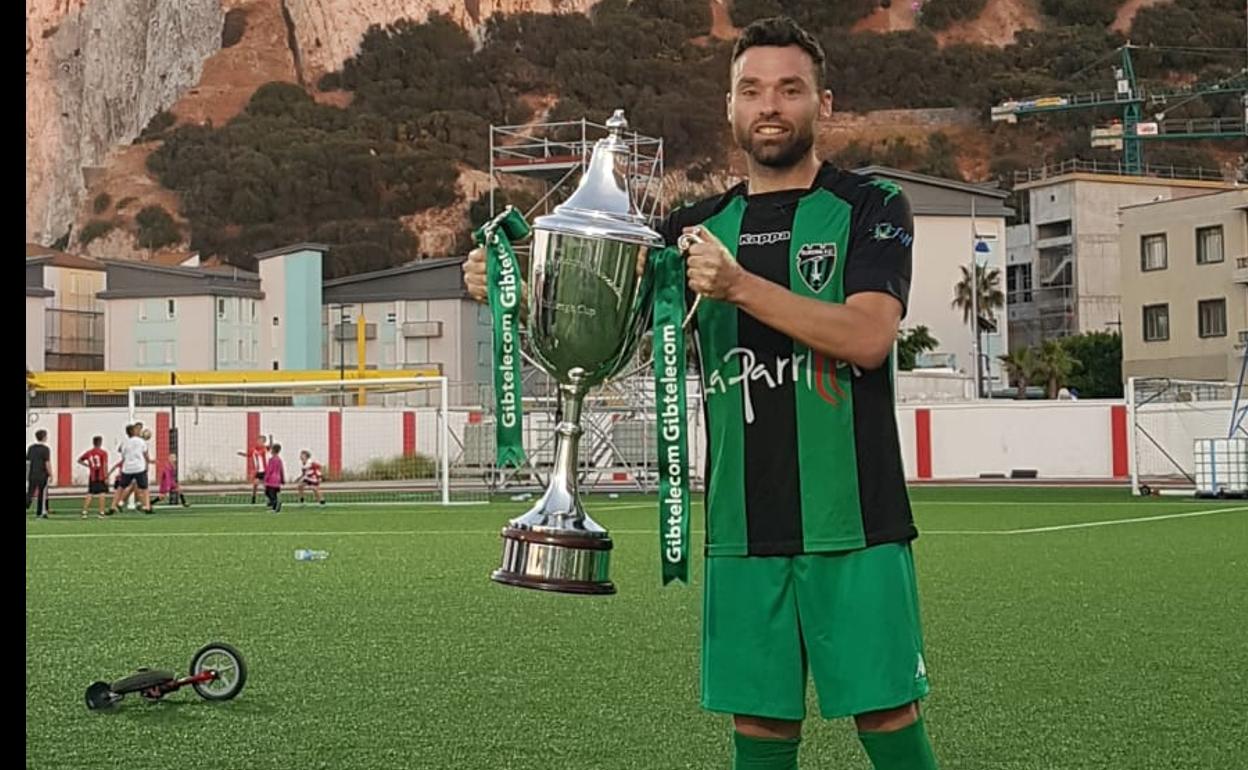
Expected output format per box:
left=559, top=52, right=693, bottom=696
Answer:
left=1235, top=256, right=1248, bottom=285
left=332, top=322, right=377, bottom=341
left=401, top=321, right=443, bottom=338
left=44, top=308, right=104, bottom=371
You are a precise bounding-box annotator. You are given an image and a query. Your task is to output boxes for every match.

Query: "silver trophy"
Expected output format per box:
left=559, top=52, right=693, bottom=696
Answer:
left=491, top=110, right=663, bottom=595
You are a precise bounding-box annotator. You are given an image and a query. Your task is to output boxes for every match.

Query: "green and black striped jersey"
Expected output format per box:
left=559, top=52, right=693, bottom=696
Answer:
left=660, top=162, right=916, bottom=556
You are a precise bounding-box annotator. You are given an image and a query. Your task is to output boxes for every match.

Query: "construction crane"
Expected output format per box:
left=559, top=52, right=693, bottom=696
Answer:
left=991, top=45, right=1247, bottom=174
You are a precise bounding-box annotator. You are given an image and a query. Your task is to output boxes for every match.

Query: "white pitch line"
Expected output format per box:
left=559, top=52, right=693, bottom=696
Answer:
left=24, top=527, right=678, bottom=541
left=26, top=507, right=1246, bottom=541
left=924, top=506, right=1246, bottom=535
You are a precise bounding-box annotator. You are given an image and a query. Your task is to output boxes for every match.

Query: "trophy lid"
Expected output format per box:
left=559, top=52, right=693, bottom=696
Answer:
left=532, top=110, right=664, bottom=248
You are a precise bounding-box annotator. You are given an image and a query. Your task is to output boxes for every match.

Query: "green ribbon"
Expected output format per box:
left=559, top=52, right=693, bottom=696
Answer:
left=475, top=216, right=527, bottom=469
left=651, top=246, right=690, bottom=585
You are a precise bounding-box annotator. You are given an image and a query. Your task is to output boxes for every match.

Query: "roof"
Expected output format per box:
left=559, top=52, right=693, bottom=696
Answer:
left=25, top=243, right=105, bottom=271
left=96, top=259, right=264, bottom=300
left=1118, top=186, right=1248, bottom=212
left=322, top=258, right=468, bottom=303
left=253, top=242, right=331, bottom=261
left=853, top=165, right=1014, bottom=218
left=853, top=166, right=1010, bottom=199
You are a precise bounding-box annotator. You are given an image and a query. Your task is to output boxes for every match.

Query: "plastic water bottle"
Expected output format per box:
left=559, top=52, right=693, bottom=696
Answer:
left=294, top=548, right=330, bottom=562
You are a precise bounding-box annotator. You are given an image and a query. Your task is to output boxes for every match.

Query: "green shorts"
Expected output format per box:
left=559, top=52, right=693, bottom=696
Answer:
left=701, top=542, right=930, bottom=721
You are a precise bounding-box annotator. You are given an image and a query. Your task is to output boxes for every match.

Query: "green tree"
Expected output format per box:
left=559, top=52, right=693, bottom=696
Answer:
left=1035, top=339, right=1080, bottom=399
left=1057, top=331, right=1122, bottom=398
left=897, top=326, right=940, bottom=371
left=135, top=205, right=181, bottom=249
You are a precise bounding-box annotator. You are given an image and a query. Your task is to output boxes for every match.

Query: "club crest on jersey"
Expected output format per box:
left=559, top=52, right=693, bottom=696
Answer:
left=796, top=242, right=837, bottom=293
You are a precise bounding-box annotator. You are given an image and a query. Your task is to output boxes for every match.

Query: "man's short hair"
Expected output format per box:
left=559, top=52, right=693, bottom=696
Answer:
left=93, top=435, right=103, bottom=447
left=732, top=16, right=827, bottom=89
left=35, top=429, right=47, bottom=442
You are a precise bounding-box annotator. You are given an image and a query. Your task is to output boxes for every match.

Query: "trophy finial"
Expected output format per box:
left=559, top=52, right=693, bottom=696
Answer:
left=606, top=109, right=628, bottom=138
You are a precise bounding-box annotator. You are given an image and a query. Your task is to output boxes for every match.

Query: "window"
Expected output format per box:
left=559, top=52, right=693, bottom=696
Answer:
left=217, top=339, right=229, bottom=362
left=218, top=298, right=227, bottom=319
left=250, top=300, right=257, bottom=321
left=272, top=361, right=280, bottom=371
left=166, top=299, right=177, bottom=319
left=1036, top=220, right=1071, bottom=240
left=383, top=342, right=396, bottom=365
left=138, top=302, right=148, bottom=322
left=1007, top=264, right=1033, bottom=304
left=1140, top=234, right=1167, bottom=271
left=1198, top=299, right=1227, bottom=338
left=1143, top=304, right=1169, bottom=342
left=251, top=340, right=259, bottom=362
left=163, top=342, right=174, bottom=364
left=137, top=343, right=147, bottom=366
left=1196, top=226, right=1223, bottom=265
left=272, top=316, right=280, bottom=326
left=386, top=311, right=397, bottom=324
left=238, top=339, right=245, bottom=360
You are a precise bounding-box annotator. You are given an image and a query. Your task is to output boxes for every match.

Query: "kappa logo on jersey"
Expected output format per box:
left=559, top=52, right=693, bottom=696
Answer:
left=796, top=242, right=837, bottom=293
left=739, top=230, right=791, bottom=247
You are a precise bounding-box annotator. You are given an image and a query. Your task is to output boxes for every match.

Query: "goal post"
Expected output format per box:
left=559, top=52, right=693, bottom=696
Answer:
left=1127, top=376, right=1247, bottom=497
left=125, top=377, right=480, bottom=507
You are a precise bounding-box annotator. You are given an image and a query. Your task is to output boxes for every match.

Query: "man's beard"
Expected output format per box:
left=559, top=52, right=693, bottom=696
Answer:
left=734, top=119, right=815, bottom=169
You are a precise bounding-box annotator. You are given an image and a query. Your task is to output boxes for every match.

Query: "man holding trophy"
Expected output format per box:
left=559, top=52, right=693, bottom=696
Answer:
left=463, top=16, right=937, bottom=770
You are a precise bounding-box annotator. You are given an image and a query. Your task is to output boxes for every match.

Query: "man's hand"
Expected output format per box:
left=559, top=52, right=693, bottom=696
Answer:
left=683, top=226, right=745, bottom=302
left=462, top=246, right=487, bottom=304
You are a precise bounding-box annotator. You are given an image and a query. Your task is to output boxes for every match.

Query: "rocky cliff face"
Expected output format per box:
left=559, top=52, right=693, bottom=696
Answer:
left=26, top=0, right=224, bottom=245
left=26, top=0, right=600, bottom=248
left=284, top=0, right=599, bottom=84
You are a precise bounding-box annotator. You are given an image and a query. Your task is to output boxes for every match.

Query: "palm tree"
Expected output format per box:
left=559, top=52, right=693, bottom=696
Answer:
left=1034, top=339, right=1080, bottom=399
left=952, top=264, right=1004, bottom=393
left=951, top=264, right=1005, bottom=330
left=998, top=348, right=1037, bottom=399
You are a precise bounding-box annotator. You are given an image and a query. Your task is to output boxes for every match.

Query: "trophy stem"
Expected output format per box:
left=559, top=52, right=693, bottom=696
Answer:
left=545, top=384, right=585, bottom=516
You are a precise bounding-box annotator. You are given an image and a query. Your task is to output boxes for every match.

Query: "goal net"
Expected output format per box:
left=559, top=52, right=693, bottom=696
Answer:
left=127, top=377, right=484, bottom=507
left=1128, top=377, right=1247, bottom=496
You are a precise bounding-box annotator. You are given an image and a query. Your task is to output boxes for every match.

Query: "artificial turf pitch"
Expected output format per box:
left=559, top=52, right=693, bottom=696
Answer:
left=25, top=488, right=1247, bottom=769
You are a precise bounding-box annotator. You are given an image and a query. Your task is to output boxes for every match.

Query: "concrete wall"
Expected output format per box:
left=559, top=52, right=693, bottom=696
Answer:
left=28, top=398, right=1171, bottom=487
left=105, top=296, right=216, bottom=370
left=258, top=257, right=286, bottom=370
left=1121, top=190, right=1248, bottom=381
left=26, top=296, right=46, bottom=372
left=324, top=297, right=488, bottom=386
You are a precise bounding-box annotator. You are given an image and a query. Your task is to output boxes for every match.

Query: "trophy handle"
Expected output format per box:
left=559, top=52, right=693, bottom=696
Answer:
left=677, top=230, right=705, bottom=328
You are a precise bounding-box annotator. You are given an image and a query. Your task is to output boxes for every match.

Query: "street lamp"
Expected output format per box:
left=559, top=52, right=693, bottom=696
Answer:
left=970, top=198, right=992, bottom=398
left=335, top=304, right=353, bottom=380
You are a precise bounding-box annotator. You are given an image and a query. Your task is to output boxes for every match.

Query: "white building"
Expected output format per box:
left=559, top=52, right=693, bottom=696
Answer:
left=856, top=166, right=1012, bottom=389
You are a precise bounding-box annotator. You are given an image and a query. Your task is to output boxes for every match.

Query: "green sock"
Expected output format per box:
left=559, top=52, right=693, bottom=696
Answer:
left=733, top=731, right=800, bottom=770
left=858, top=717, right=939, bottom=770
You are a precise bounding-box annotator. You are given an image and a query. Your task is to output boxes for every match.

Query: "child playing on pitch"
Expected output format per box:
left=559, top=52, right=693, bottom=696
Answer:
left=237, top=437, right=268, bottom=504
left=78, top=435, right=110, bottom=518
left=263, top=443, right=285, bottom=513
left=155, top=453, right=191, bottom=508
left=297, top=450, right=326, bottom=505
